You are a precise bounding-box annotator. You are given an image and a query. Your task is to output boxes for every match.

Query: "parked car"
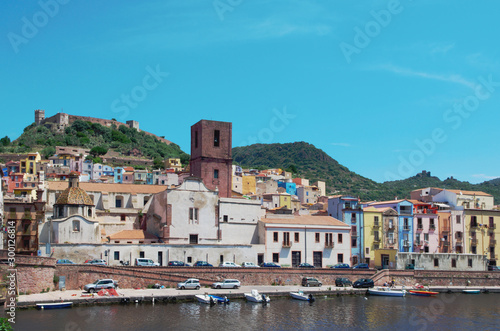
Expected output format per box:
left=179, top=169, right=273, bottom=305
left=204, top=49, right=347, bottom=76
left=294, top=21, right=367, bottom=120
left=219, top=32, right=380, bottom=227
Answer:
left=331, top=263, right=350, bottom=269
left=211, top=279, right=241, bottom=289
left=260, top=262, right=281, bottom=268
left=56, top=259, right=75, bottom=264
left=302, top=277, right=322, bottom=287
left=219, top=261, right=241, bottom=268
left=168, top=261, right=190, bottom=267
left=193, top=261, right=213, bottom=267
left=335, top=277, right=352, bottom=287
left=83, top=279, right=118, bottom=293
left=241, top=262, right=260, bottom=268
left=488, top=265, right=500, bottom=271
left=177, top=278, right=201, bottom=290
left=352, top=263, right=369, bottom=269
left=353, top=278, right=374, bottom=288
left=85, top=259, right=107, bottom=265
left=298, top=263, right=315, bottom=268
left=135, top=258, right=159, bottom=266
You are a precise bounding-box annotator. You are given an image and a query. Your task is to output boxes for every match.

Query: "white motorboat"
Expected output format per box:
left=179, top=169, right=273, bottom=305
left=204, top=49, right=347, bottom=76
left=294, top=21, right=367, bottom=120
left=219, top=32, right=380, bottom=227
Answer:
left=290, top=291, right=314, bottom=301
left=195, top=293, right=229, bottom=304
left=245, top=289, right=270, bottom=303
left=367, top=287, right=407, bottom=297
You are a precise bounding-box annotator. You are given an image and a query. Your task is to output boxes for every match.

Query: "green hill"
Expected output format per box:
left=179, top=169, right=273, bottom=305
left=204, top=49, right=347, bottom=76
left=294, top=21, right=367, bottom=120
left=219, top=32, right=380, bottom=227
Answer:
left=232, top=142, right=500, bottom=203
left=1, top=120, right=190, bottom=167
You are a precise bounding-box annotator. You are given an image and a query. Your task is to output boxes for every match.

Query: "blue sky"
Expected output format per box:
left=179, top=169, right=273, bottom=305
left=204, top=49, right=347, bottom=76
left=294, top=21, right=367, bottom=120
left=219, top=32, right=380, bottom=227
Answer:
left=2, top=0, right=499, bottom=184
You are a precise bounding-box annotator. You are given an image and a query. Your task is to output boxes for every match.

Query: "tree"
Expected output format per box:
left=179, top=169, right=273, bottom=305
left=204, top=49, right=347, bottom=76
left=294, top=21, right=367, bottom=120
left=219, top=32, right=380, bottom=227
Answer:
left=90, top=146, right=108, bottom=157
left=0, top=136, right=10, bottom=146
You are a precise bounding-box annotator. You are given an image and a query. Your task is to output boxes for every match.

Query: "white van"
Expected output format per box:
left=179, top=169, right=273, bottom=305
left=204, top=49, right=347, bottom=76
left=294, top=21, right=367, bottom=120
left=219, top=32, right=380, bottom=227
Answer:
left=135, top=258, right=159, bottom=266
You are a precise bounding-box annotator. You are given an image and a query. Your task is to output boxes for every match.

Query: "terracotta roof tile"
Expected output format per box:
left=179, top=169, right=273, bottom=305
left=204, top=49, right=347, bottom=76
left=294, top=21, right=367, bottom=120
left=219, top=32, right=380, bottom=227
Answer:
left=108, top=230, right=157, bottom=240
left=48, top=181, right=167, bottom=194
left=261, top=215, right=348, bottom=227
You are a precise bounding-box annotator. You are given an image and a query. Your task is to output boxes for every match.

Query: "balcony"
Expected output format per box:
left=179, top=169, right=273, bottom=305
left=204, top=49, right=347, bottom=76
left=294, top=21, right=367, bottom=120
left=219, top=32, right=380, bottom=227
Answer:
left=387, top=239, right=395, bottom=245
left=403, top=240, right=410, bottom=247
left=373, top=237, right=381, bottom=243
left=403, top=226, right=410, bottom=231
left=388, top=225, right=395, bottom=230
left=470, top=222, right=478, bottom=228
left=456, top=241, right=463, bottom=246
left=471, top=239, right=478, bottom=245
left=429, top=225, right=436, bottom=231
left=442, top=241, right=450, bottom=246
left=282, top=241, right=292, bottom=248
left=325, top=242, right=334, bottom=249
left=416, top=226, right=423, bottom=231
left=490, top=240, right=497, bottom=246
left=373, top=222, right=380, bottom=228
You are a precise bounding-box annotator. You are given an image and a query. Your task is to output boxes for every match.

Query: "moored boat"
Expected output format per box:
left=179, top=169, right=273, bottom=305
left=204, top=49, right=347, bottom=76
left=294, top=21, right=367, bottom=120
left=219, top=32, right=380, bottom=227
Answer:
left=463, top=289, right=480, bottom=294
left=367, top=287, right=406, bottom=297
left=409, top=290, right=439, bottom=297
left=245, top=289, right=270, bottom=303
left=36, top=302, right=73, bottom=310
left=195, top=293, right=229, bottom=304
left=290, top=291, right=314, bottom=301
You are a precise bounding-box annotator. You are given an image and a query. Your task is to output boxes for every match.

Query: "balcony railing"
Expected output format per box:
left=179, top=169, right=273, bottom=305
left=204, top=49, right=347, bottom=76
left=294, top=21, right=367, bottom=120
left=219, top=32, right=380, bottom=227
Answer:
left=403, top=240, right=410, bottom=247
left=442, top=241, right=450, bottom=246
left=387, top=239, right=395, bottom=245
left=429, top=225, right=436, bottom=231
left=490, top=240, right=497, bottom=246
left=373, top=222, right=380, bottom=228
left=471, top=239, right=478, bottom=245
left=456, top=241, right=463, bottom=246
left=417, top=225, right=423, bottom=231
left=403, top=226, right=410, bottom=231
left=373, top=237, right=381, bottom=242
left=282, top=241, right=292, bottom=248
left=325, top=242, right=334, bottom=249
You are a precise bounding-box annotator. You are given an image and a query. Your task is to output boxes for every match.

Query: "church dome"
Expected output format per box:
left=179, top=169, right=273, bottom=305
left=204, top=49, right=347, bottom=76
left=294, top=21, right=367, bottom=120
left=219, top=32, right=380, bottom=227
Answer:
left=54, top=172, right=94, bottom=206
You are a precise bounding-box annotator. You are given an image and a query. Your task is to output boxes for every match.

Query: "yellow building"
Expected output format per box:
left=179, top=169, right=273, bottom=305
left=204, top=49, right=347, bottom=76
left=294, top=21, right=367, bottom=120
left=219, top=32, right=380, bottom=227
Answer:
left=20, top=152, right=41, bottom=174
left=363, top=207, right=384, bottom=267
left=374, top=249, right=398, bottom=269
left=165, top=158, right=183, bottom=172
left=279, top=193, right=292, bottom=210
left=242, top=175, right=256, bottom=195
left=465, top=209, right=500, bottom=267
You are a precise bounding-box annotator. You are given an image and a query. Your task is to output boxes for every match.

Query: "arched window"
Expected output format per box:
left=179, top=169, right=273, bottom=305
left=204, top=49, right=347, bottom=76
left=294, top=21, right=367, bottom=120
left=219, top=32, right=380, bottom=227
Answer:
left=88, top=208, right=92, bottom=217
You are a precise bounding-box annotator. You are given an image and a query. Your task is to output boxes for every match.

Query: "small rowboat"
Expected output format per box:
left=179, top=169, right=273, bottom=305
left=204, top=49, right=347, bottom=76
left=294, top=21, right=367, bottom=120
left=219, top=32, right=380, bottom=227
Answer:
left=36, top=302, right=73, bottom=310
left=462, top=289, right=480, bottom=294
left=409, top=290, right=439, bottom=297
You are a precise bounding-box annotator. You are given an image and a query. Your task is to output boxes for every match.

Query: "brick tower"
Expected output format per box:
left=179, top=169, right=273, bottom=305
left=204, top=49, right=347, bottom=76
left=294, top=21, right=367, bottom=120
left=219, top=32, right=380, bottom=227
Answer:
left=190, top=120, right=232, bottom=198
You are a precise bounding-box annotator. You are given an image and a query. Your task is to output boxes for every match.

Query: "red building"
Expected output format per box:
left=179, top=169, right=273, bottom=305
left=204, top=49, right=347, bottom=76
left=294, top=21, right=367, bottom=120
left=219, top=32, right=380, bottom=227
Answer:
left=189, top=120, right=232, bottom=198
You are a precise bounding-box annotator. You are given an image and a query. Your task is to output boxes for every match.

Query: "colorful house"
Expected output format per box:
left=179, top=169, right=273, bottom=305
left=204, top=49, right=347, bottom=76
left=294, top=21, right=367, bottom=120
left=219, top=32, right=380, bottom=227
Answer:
left=277, top=180, right=297, bottom=196
left=328, top=195, right=364, bottom=265
left=20, top=152, right=41, bottom=174
left=464, top=208, right=500, bottom=267
left=412, top=201, right=440, bottom=253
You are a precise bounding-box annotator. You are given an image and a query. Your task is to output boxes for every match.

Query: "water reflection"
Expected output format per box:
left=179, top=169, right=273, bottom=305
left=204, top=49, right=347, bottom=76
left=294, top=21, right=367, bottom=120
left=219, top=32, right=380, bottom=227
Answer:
left=10, top=294, right=500, bottom=331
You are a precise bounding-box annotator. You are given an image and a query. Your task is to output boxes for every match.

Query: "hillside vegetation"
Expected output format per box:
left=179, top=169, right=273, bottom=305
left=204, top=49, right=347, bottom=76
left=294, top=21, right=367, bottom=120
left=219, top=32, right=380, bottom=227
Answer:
left=232, top=142, right=500, bottom=203
left=1, top=120, right=189, bottom=167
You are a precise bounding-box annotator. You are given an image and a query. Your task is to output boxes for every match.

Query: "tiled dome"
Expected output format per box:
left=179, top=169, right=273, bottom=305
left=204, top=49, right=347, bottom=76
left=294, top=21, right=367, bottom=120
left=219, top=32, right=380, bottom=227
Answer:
left=55, top=187, right=93, bottom=206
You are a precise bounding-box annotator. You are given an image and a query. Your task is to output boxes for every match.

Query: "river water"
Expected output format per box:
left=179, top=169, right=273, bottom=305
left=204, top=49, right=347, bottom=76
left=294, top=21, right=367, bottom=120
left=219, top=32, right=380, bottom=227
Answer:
left=11, top=293, right=499, bottom=331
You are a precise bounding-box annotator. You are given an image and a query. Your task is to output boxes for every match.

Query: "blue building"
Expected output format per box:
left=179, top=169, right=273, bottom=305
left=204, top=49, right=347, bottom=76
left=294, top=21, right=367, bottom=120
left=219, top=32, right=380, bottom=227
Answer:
left=328, top=195, right=364, bottom=266
left=114, top=167, right=124, bottom=183
left=368, top=199, right=414, bottom=253
left=277, top=181, right=297, bottom=196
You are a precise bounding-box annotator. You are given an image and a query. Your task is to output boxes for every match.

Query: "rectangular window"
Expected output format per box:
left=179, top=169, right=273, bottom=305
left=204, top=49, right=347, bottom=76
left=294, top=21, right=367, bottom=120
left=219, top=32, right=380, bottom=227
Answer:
left=325, top=233, right=333, bottom=246
left=315, top=233, right=320, bottom=243
left=338, top=253, right=343, bottom=263
left=189, top=208, right=199, bottom=224
left=114, top=251, right=120, bottom=261
left=214, top=169, right=219, bottom=179
left=434, top=258, right=439, bottom=267
left=468, top=259, right=473, bottom=267
left=338, top=233, right=343, bottom=243
left=404, top=218, right=409, bottom=230
left=189, top=234, right=198, bottom=244
left=424, top=233, right=429, bottom=241
left=120, top=215, right=126, bottom=222
left=273, top=232, right=278, bottom=242
left=489, top=217, right=494, bottom=228
left=374, top=231, right=379, bottom=241
left=456, top=215, right=461, bottom=224
left=351, top=237, right=357, bottom=248
left=283, top=232, right=290, bottom=246
left=72, top=220, right=80, bottom=232
left=416, top=233, right=421, bottom=245
left=366, top=247, right=370, bottom=254
left=471, top=246, right=477, bottom=254
left=388, top=232, right=394, bottom=244
left=294, top=232, right=299, bottom=242
left=140, top=251, right=145, bottom=258
left=272, top=253, right=279, bottom=263
left=417, top=218, right=423, bottom=229
left=115, top=198, right=122, bottom=208
left=223, top=215, right=228, bottom=222
left=374, top=216, right=379, bottom=226
left=471, top=216, right=478, bottom=227
left=214, top=130, right=220, bottom=147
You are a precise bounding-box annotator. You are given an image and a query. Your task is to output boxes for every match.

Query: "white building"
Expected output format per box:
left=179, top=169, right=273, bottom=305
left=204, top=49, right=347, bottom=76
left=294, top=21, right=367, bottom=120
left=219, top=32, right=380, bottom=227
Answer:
left=258, top=214, right=351, bottom=267
left=218, top=197, right=265, bottom=245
